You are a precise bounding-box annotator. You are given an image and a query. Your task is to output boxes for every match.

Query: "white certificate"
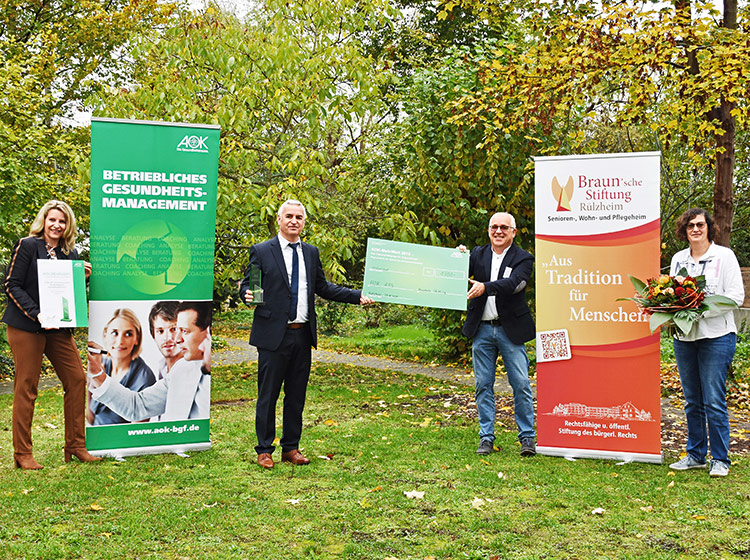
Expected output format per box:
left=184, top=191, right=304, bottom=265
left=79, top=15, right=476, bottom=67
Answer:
left=37, top=260, right=89, bottom=328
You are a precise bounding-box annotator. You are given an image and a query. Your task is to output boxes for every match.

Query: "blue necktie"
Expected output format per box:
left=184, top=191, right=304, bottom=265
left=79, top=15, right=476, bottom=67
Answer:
left=289, top=243, right=299, bottom=321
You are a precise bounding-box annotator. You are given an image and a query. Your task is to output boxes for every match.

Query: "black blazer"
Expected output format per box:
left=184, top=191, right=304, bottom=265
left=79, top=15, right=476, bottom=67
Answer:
left=239, top=236, right=360, bottom=351
left=2, top=236, right=80, bottom=333
left=462, top=242, right=535, bottom=344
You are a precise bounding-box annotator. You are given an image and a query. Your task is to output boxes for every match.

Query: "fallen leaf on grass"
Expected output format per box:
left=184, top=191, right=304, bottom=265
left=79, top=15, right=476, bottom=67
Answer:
left=667, top=481, right=675, bottom=488
left=272, top=437, right=280, bottom=446
left=419, top=418, right=432, bottom=427
left=480, top=459, right=491, bottom=466
left=667, top=471, right=676, bottom=477
left=367, top=486, right=383, bottom=493
left=692, top=514, right=706, bottom=520
left=591, top=507, right=605, bottom=515
left=640, top=505, right=654, bottom=512
left=285, top=499, right=300, bottom=505
left=317, top=456, right=332, bottom=461
left=202, top=502, right=218, bottom=508
left=472, top=497, right=486, bottom=509
left=90, top=503, right=104, bottom=511
left=404, top=490, right=424, bottom=499
left=360, top=497, right=372, bottom=508
left=21, top=489, right=33, bottom=495
left=323, top=419, right=338, bottom=426
left=497, top=472, right=505, bottom=479
left=44, top=423, right=57, bottom=429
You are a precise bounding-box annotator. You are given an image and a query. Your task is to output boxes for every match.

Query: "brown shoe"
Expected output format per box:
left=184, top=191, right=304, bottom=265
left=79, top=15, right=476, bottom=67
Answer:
left=257, top=453, right=274, bottom=469
left=64, top=448, right=102, bottom=463
left=14, top=454, right=43, bottom=470
left=281, top=449, right=310, bottom=465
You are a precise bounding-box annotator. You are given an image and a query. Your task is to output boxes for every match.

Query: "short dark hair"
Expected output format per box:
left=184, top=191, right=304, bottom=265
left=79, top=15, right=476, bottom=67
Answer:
left=148, top=301, right=180, bottom=338
left=675, top=207, right=715, bottom=243
left=177, top=301, right=212, bottom=331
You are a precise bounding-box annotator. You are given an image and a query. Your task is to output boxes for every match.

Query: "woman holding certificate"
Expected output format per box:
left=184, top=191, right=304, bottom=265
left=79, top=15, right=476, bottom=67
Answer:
left=2, top=200, right=100, bottom=469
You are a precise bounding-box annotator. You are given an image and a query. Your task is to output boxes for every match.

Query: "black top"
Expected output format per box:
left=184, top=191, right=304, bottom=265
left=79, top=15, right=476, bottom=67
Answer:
left=462, top=242, right=536, bottom=345
left=3, top=236, right=79, bottom=333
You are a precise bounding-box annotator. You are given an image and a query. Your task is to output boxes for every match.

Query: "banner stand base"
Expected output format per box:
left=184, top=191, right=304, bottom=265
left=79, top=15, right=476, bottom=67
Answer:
left=90, top=442, right=211, bottom=459
left=538, top=446, right=662, bottom=464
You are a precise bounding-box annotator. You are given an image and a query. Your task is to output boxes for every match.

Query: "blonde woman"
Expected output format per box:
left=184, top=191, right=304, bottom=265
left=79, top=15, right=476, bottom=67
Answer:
left=3, top=200, right=100, bottom=469
left=87, top=308, right=156, bottom=425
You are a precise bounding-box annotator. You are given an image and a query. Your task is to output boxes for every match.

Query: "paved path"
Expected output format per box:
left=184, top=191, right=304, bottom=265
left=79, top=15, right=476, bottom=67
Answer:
left=0, top=337, right=508, bottom=395
left=1, top=337, right=746, bottom=444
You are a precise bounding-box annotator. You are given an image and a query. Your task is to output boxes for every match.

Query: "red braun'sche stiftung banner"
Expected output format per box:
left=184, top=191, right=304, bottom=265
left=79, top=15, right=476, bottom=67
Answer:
left=535, top=152, right=662, bottom=463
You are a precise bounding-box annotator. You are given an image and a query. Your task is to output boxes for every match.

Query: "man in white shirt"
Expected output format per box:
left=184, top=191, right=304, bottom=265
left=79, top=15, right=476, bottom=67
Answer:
left=463, top=212, right=536, bottom=457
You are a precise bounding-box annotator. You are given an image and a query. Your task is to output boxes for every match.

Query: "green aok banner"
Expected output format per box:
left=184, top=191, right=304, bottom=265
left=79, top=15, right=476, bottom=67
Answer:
left=88, top=118, right=219, bottom=458
left=90, top=118, right=219, bottom=300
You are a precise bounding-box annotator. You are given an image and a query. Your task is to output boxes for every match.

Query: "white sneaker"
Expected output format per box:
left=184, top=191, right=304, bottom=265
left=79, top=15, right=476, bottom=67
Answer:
left=709, top=460, right=729, bottom=477
left=669, top=455, right=707, bottom=470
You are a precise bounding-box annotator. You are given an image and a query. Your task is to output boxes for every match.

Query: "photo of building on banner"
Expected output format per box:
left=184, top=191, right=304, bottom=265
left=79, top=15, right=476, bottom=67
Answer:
left=534, top=152, right=662, bottom=464
left=88, top=118, right=219, bottom=458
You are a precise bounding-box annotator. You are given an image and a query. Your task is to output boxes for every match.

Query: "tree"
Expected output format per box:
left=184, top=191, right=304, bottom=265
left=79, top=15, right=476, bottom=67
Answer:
left=93, top=0, right=397, bottom=298
left=0, top=0, right=173, bottom=255
left=449, top=0, right=750, bottom=245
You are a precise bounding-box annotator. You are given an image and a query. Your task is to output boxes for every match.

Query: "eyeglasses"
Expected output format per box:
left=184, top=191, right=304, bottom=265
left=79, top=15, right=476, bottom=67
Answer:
left=489, top=224, right=514, bottom=232
left=686, top=222, right=707, bottom=230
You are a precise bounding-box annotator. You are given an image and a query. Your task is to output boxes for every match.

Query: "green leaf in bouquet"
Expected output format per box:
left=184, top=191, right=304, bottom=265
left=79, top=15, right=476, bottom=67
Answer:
left=649, top=312, right=673, bottom=333
left=628, top=275, right=647, bottom=294
left=673, top=313, right=695, bottom=336
left=703, top=294, right=740, bottom=311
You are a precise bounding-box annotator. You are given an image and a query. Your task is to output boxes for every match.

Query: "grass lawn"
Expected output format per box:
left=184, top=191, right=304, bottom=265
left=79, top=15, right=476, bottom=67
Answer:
left=1, top=359, right=748, bottom=559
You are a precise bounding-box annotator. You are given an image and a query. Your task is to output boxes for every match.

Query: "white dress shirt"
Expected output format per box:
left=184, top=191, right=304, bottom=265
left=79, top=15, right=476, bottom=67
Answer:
left=278, top=233, right=309, bottom=323
left=482, top=246, right=510, bottom=321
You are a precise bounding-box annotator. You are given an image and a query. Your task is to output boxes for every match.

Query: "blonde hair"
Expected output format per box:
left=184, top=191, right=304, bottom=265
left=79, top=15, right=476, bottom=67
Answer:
left=103, top=308, right=143, bottom=359
left=29, top=200, right=78, bottom=255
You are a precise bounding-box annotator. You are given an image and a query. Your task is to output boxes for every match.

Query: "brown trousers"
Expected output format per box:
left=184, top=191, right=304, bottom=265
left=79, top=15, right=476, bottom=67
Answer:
left=7, top=325, right=86, bottom=455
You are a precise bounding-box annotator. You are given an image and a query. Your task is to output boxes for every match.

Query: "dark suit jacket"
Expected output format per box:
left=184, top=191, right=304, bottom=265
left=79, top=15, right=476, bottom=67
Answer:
left=239, top=236, right=360, bottom=351
left=462, top=242, right=535, bottom=344
left=3, top=236, right=80, bottom=333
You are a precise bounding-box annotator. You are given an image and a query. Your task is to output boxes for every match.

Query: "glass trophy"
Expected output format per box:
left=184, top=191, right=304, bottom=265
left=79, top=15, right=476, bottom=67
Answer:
left=249, top=264, right=264, bottom=305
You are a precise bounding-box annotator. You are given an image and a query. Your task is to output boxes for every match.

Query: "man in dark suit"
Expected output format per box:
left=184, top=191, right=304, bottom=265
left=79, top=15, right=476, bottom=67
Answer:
left=463, top=212, right=536, bottom=457
left=240, top=199, right=373, bottom=469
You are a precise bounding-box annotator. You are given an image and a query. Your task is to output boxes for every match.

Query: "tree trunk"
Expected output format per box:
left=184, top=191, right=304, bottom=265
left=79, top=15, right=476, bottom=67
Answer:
left=713, top=97, right=735, bottom=246
left=713, top=0, right=738, bottom=245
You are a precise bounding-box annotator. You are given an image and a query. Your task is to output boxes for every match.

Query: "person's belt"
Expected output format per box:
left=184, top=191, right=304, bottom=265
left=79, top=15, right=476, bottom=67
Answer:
left=287, top=322, right=308, bottom=329
left=482, top=318, right=502, bottom=326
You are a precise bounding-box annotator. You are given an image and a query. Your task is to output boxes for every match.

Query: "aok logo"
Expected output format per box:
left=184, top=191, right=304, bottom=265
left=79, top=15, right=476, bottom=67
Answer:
left=176, top=135, right=209, bottom=153
left=551, top=176, right=574, bottom=212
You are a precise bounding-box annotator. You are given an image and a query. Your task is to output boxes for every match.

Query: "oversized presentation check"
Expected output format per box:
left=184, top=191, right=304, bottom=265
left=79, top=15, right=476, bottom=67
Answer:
left=362, top=238, right=469, bottom=310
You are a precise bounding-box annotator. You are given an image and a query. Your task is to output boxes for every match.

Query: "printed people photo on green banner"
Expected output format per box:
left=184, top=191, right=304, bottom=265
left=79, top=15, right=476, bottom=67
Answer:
left=85, top=300, right=212, bottom=452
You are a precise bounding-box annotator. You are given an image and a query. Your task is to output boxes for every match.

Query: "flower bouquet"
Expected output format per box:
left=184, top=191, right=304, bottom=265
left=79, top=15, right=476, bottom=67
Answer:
left=619, top=267, right=738, bottom=336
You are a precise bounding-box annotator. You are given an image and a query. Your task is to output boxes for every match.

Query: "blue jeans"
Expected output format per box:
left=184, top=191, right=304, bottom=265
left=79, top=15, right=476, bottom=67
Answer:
left=472, top=323, right=535, bottom=442
left=673, top=333, right=736, bottom=465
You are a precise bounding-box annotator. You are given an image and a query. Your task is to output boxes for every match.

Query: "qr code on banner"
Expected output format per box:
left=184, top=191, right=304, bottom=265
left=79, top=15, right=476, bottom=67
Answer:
left=536, top=329, right=571, bottom=363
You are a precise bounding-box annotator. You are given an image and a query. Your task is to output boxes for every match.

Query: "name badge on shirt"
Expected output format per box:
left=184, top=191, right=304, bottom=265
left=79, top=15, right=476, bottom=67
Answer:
left=503, top=267, right=512, bottom=279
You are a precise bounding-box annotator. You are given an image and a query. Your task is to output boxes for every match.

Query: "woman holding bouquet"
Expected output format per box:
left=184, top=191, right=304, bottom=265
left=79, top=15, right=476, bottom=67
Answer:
left=669, top=208, right=744, bottom=477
